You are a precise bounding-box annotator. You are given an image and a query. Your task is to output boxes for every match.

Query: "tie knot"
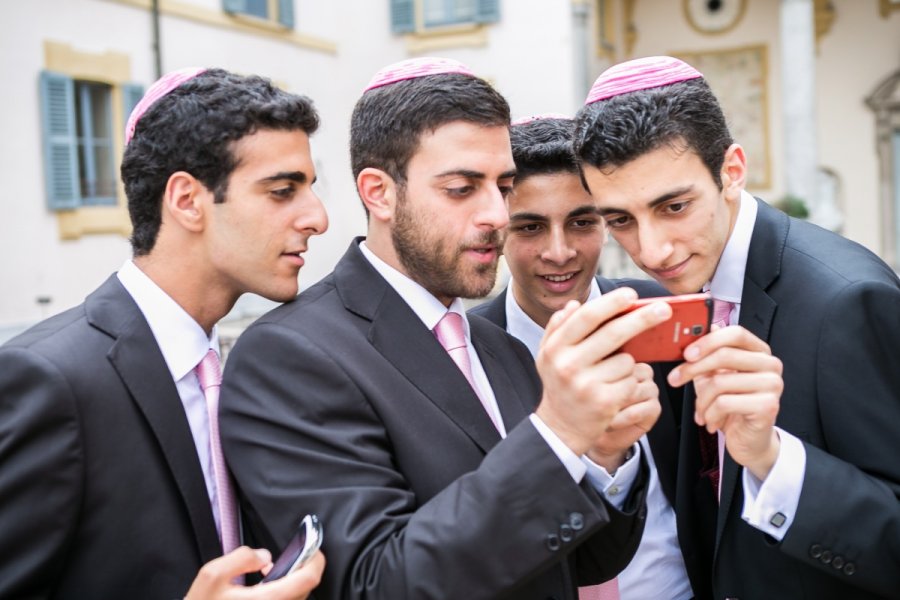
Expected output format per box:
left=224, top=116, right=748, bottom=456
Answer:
left=434, top=311, right=467, bottom=353
left=196, top=349, right=222, bottom=391
left=712, top=299, right=734, bottom=328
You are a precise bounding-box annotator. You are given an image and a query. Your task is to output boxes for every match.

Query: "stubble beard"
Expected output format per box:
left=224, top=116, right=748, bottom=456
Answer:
left=392, top=191, right=500, bottom=300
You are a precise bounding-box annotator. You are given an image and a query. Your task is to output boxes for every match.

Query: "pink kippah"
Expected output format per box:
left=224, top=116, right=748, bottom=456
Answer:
left=125, top=66, right=207, bottom=144
left=512, top=112, right=570, bottom=126
left=363, top=57, right=476, bottom=93
left=584, top=56, right=702, bottom=105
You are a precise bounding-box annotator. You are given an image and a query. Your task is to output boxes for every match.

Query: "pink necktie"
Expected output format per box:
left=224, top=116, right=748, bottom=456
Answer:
left=196, top=349, right=241, bottom=555
left=433, top=312, right=500, bottom=431
left=579, top=577, right=620, bottom=600
left=698, top=299, right=735, bottom=500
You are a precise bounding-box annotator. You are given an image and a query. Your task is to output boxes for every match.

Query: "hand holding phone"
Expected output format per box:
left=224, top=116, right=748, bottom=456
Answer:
left=619, top=293, right=712, bottom=362
left=260, top=514, right=323, bottom=583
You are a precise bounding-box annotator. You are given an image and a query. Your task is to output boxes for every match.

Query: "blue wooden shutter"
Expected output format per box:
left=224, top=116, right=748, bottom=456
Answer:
left=39, top=71, right=80, bottom=210
left=121, top=83, right=144, bottom=135
left=390, top=0, right=415, bottom=33
left=222, top=0, right=248, bottom=15
left=278, top=0, right=294, bottom=28
left=475, top=0, right=500, bottom=24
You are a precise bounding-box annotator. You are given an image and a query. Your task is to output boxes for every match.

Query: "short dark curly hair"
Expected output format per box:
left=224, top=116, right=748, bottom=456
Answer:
left=121, top=68, right=319, bottom=256
left=510, top=117, right=579, bottom=183
left=573, top=77, right=732, bottom=190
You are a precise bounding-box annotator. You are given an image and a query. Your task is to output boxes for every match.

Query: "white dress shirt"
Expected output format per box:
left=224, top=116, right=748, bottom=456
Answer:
left=116, top=260, right=226, bottom=533
left=359, top=241, right=627, bottom=492
left=708, top=191, right=807, bottom=540
left=506, top=279, right=692, bottom=599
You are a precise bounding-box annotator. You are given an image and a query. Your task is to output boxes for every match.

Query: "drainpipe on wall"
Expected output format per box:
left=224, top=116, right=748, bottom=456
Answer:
left=152, top=0, right=162, bottom=79
left=572, top=0, right=591, bottom=111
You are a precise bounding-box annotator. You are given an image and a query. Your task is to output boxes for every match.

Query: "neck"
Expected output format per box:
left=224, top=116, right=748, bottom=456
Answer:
left=133, top=253, right=235, bottom=336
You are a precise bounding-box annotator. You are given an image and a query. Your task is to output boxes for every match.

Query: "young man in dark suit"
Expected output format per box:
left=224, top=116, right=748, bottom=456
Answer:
left=0, top=68, right=326, bottom=599
left=574, top=55, right=900, bottom=600
left=471, top=115, right=696, bottom=600
left=220, top=57, right=677, bottom=600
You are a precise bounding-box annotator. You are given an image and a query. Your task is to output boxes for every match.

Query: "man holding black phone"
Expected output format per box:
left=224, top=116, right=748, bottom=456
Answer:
left=574, top=56, right=900, bottom=599
left=0, top=68, right=326, bottom=599
left=470, top=114, right=698, bottom=600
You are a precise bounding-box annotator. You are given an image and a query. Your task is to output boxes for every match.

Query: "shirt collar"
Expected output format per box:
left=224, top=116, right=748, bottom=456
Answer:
left=359, top=240, right=471, bottom=336
left=706, top=190, right=757, bottom=303
left=506, top=277, right=602, bottom=358
left=116, top=260, right=218, bottom=381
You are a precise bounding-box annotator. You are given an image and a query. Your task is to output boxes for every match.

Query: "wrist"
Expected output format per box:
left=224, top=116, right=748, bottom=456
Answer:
left=587, top=445, right=633, bottom=475
left=747, top=429, right=781, bottom=481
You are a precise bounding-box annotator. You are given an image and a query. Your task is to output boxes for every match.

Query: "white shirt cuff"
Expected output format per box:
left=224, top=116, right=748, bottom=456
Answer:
left=583, top=443, right=642, bottom=510
left=741, top=427, right=807, bottom=540
left=529, top=414, right=586, bottom=483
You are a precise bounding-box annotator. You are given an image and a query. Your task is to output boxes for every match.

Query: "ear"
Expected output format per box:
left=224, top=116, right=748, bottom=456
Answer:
left=357, top=167, right=397, bottom=223
left=162, top=171, right=209, bottom=233
left=720, top=143, right=747, bottom=202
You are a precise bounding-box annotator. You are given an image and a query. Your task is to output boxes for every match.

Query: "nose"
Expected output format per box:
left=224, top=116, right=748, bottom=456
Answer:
left=541, top=226, right=576, bottom=266
left=636, top=224, right=674, bottom=270
left=474, top=185, right=510, bottom=231
left=295, top=189, right=329, bottom=236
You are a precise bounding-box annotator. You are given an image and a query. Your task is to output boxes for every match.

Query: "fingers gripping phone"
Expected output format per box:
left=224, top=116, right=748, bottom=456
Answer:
left=619, top=293, right=712, bottom=363
left=260, top=514, right=323, bottom=583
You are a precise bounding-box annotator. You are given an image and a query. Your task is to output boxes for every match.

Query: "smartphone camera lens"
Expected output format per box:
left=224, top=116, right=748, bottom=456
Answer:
left=692, top=325, right=704, bottom=335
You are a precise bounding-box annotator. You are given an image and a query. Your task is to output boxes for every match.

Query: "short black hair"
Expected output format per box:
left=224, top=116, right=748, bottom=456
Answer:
left=121, top=68, right=319, bottom=256
left=349, top=72, right=510, bottom=211
left=573, top=77, right=733, bottom=189
left=510, top=117, right=579, bottom=182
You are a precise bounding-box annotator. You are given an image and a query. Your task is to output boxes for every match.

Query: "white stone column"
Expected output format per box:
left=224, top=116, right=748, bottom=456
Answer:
left=780, top=0, right=841, bottom=230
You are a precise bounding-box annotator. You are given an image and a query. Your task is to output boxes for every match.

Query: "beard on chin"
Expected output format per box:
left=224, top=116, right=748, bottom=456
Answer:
left=392, top=201, right=501, bottom=300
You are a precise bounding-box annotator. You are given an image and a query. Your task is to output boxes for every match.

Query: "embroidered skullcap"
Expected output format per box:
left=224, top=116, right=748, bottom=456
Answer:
left=125, top=66, right=207, bottom=144
left=363, top=57, right=476, bottom=93
left=512, top=112, right=570, bottom=126
left=584, top=56, right=702, bottom=105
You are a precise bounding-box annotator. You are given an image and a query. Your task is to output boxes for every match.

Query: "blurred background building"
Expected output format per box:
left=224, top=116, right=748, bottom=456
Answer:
left=2, top=0, right=898, bottom=345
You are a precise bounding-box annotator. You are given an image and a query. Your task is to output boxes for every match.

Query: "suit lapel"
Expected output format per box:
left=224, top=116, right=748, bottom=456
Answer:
left=469, top=317, right=531, bottom=429
left=716, top=199, right=786, bottom=542
left=87, top=276, right=222, bottom=563
left=336, top=241, right=502, bottom=454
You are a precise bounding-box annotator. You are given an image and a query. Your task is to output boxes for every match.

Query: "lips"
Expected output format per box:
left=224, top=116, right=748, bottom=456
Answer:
left=650, top=256, right=690, bottom=280
left=541, top=273, right=576, bottom=283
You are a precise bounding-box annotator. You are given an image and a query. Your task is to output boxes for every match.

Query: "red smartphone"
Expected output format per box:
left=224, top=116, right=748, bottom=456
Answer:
left=618, top=293, right=712, bottom=363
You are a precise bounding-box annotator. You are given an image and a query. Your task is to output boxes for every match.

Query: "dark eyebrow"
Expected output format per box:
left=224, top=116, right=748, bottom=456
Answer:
left=567, top=205, right=602, bottom=218
left=597, top=185, right=694, bottom=216
left=434, top=168, right=518, bottom=181
left=258, top=171, right=311, bottom=185
left=509, top=211, right=549, bottom=223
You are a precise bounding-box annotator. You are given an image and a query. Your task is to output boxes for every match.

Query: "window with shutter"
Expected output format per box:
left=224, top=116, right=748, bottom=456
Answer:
left=392, top=0, right=500, bottom=32
left=223, top=0, right=294, bottom=29
left=39, top=71, right=125, bottom=211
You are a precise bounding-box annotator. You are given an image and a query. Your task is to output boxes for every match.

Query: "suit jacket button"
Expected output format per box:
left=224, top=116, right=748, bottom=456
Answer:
left=545, top=533, right=561, bottom=552
left=559, top=523, right=574, bottom=542
left=820, top=550, right=833, bottom=564
left=831, top=555, right=844, bottom=569
left=569, top=512, right=584, bottom=531
left=809, top=544, right=823, bottom=559
left=843, top=562, right=856, bottom=576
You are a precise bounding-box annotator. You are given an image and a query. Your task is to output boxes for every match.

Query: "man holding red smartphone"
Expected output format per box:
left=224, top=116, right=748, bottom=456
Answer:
left=574, top=56, right=900, bottom=599
left=470, top=115, right=698, bottom=600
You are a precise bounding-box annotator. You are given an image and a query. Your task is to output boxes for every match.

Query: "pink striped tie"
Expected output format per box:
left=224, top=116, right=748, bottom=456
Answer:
left=433, top=312, right=500, bottom=431
left=196, top=349, right=241, bottom=555
left=579, top=577, right=620, bottom=600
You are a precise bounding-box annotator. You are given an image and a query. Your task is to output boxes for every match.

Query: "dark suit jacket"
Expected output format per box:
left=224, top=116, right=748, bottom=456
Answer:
left=220, top=240, right=650, bottom=600
left=678, top=199, right=900, bottom=600
left=469, top=277, right=708, bottom=597
left=0, top=276, right=222, bottom=598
